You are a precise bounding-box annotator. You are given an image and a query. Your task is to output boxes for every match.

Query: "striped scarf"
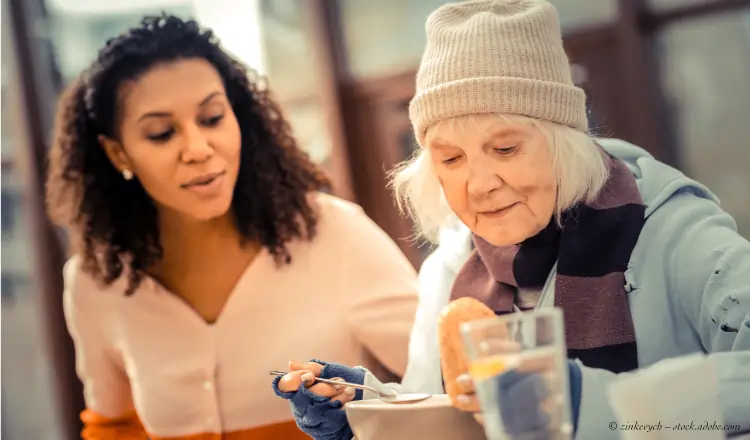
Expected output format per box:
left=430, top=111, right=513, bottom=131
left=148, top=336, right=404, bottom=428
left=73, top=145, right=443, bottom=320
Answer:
left=450, top=153, right=645, bottom=373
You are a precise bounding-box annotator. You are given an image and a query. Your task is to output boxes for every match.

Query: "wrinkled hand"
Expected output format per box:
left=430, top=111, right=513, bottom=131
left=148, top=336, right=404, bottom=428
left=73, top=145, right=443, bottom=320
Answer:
left=271, top=359, right=365, bottom=440
left=454, top=373, right=481, bottom=412
left=495, top=367, right=556, bottom=435
left=453, top=354, right=563, bottom=435
left=277, top=361, right=357, bottom=404
left=454, top=373, right=485, bottom=425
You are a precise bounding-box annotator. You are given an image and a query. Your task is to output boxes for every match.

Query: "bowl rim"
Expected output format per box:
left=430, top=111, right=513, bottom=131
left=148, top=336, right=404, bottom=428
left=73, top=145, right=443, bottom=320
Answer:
left=344, top=394, right=454, bottom=412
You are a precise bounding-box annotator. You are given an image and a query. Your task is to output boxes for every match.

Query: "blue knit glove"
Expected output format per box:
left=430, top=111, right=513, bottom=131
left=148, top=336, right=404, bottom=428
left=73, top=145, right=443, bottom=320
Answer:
left=272, top=359, right=365, bottom=440
left=495, top=360, right=582, bottom=436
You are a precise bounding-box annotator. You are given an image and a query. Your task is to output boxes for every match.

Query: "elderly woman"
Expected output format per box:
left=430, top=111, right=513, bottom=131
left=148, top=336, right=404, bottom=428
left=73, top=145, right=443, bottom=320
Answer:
left=272, top=1, right=750, bottom=439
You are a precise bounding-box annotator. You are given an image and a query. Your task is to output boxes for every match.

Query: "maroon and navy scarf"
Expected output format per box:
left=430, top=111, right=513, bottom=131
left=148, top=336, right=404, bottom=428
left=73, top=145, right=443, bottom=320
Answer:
left=450, top=153, right=645, bottom=373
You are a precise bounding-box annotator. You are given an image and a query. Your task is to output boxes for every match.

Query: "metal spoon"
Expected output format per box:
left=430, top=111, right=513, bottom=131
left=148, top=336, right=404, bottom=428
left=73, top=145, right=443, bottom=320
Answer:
left=269, top=370, right=431, bottom=404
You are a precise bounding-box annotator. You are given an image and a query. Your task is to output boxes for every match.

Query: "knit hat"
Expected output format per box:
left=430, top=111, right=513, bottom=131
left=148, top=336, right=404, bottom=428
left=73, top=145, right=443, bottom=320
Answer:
left=409, top=0, right=588, bottom=146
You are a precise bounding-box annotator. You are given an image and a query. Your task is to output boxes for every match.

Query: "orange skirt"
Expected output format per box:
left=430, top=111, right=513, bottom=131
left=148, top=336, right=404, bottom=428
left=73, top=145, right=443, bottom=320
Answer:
left=81, top=409, right=309, bottom=440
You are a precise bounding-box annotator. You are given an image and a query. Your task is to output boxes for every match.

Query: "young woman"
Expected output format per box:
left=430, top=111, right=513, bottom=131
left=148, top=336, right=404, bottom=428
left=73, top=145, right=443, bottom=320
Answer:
left=46, top=14, right=419, bottom=440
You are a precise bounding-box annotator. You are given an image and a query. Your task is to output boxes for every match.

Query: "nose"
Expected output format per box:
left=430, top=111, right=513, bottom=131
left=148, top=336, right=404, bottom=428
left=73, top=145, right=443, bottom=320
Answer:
left=180, top=125, right=213, bottom=163
left=467, top=158, right=503, bottom=199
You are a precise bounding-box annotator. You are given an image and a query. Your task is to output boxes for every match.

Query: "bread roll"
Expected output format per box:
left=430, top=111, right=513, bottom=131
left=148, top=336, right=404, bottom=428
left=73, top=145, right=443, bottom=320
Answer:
left=438, top=297, right=496, bottom=408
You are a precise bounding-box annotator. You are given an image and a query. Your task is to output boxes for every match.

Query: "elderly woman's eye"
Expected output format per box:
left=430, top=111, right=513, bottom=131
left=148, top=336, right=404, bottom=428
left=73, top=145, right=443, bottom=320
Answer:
left=442, top=156, right=460, bottom=165
left=494, top=146, right=517, bottom=155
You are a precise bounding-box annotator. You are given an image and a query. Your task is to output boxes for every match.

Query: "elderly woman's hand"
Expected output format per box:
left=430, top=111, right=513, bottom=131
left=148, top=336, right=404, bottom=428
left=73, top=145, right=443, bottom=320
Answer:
left=277, top=361, right=358, bottom=403
left=454, top=357, right=581, bottom=436
left=272, top=359, right=364, bottom=440
left=454, top=373, right=484, bottom=426
left=454, top=373, right=482, bottom=412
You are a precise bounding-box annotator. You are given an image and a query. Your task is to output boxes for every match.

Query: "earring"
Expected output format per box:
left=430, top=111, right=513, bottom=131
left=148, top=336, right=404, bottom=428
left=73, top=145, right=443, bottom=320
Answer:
left=122, top=169, right=134, bottom=181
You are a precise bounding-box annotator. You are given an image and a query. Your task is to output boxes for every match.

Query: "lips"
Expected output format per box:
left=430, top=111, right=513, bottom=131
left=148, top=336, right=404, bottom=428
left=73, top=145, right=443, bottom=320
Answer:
left=480, top=202, right=518, bottom=215
left=181, top=171, right=226, bottom=188
left=477, top=202, right=520, bottom=220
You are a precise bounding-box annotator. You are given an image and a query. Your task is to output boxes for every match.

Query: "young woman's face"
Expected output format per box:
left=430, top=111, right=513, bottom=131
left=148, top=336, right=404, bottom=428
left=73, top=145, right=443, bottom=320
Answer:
left=101, top=58, right=242, bottom=222
left=426, top=115, right=557, bottom=246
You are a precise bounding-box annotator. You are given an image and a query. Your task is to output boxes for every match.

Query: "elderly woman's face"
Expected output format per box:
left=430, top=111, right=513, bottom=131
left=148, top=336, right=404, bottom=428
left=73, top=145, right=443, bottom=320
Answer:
left=427, top=115, right=556, bottom=246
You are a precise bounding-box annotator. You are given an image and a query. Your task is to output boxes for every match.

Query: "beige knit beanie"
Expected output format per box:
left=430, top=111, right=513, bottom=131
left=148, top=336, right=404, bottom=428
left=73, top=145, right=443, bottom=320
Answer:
left=409, top=0, right=588, bottom=146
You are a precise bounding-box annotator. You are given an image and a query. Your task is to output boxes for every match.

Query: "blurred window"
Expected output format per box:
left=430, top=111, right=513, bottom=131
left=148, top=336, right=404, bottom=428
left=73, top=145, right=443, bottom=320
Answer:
left=47, top=2, right=195, bottom=83
left=646, top=0, right=730, bottom=13
left=657, top=8, right=750, bottom=236
left=259, top=0, right=334, bottom=173
left=338, top=0, right=619, bottom=80
left=260, top=0, right=318, bottom=99
left=1, top=190, right=20, bottom=234
left=1, top=9, right=64, bottom=437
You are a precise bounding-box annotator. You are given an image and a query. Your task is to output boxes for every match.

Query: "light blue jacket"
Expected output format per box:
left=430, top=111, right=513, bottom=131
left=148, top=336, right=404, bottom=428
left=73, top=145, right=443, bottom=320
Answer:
left=577, top=139, right=750, bottom=437
left=374, top=138, right=750, bottom=438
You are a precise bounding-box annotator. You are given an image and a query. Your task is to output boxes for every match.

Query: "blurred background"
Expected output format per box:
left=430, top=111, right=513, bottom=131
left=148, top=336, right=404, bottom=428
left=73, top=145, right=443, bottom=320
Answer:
left=1, top=0, right=749, bottom=438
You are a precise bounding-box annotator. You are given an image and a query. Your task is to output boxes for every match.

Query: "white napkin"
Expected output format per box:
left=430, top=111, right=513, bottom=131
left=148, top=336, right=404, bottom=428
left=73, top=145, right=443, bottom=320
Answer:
left=607, top=353, right=724, bottom=440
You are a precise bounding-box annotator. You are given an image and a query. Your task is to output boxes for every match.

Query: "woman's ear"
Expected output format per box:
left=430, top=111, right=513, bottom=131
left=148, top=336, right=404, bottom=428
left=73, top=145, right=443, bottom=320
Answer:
left=98, top=135, right=131, bottom=174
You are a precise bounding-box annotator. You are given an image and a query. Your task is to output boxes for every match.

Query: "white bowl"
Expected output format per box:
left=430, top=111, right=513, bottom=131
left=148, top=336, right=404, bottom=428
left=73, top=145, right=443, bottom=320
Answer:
left=345, top=394, right=487, bottom=440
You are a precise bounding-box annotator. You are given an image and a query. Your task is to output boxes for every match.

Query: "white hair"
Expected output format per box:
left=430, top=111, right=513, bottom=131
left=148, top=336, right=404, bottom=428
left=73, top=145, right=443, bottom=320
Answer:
left=389, top=114, right=610, bottom=243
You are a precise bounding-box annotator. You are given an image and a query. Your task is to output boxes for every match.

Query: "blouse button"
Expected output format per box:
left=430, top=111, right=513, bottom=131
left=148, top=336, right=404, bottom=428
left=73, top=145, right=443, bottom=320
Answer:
left=203, top=381, right=213, bottom=391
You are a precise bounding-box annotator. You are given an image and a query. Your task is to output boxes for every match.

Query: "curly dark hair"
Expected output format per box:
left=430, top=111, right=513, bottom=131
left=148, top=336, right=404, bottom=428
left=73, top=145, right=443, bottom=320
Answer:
left=46, top=13, right=331, bottom=295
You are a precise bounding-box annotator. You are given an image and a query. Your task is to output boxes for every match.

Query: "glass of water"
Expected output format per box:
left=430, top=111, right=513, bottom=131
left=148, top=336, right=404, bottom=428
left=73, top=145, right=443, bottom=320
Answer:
left=460, top=308, right=573, bottom=440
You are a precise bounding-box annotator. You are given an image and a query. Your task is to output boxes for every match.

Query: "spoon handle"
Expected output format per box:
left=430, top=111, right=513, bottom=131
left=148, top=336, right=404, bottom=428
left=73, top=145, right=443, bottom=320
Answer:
left=269, top=370, right=386, bottom=396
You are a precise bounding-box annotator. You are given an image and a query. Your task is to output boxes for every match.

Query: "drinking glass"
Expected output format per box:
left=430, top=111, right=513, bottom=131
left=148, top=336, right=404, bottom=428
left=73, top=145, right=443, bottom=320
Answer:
left=460, top=308, right=572, bottom=440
